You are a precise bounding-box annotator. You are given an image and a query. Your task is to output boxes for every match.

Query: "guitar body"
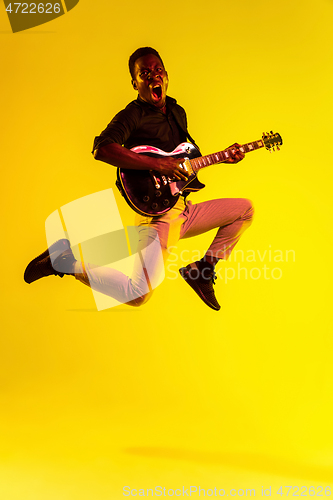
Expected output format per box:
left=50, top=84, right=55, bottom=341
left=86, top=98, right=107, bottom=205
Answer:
left=117, top=142, right=205, bottom=217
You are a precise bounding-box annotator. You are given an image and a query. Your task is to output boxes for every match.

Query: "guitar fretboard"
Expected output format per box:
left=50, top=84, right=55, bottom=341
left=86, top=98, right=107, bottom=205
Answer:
left=190, top=139, right=265, bottom=172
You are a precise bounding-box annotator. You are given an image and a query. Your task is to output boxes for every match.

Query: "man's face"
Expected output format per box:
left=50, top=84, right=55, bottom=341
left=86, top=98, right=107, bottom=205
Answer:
left=132, top=54, right=168, bottom=109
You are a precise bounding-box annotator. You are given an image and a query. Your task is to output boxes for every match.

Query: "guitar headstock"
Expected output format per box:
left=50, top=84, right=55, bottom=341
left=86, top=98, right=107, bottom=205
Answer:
left=262, top=131, right=283, bottom=152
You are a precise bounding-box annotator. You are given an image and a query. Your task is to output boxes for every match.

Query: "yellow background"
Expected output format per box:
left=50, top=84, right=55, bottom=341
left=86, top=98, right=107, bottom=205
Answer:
left=1, top=0, right=333, bottom=497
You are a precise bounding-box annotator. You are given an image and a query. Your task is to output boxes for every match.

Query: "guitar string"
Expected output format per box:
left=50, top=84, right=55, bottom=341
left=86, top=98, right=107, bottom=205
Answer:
left=190, top=139, right=265, bottom=173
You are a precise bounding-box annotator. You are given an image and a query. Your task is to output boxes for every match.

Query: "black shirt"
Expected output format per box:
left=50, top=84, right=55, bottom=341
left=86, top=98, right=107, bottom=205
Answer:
left=92, top=95, right=194, bottom=153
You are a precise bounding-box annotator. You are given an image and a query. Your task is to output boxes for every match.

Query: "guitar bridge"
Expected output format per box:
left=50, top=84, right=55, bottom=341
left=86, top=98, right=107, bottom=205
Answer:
left=182, top=158, right=193, bottom=175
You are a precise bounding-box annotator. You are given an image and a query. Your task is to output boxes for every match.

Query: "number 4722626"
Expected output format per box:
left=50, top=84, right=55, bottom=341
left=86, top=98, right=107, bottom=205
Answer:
left=5, top=3, right=61, bottom=13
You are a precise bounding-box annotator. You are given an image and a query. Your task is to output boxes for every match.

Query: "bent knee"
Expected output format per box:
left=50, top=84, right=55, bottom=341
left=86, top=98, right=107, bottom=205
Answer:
left=126, top=291, right=153, bottom=307
left=243, top=198, right=254, bottom=220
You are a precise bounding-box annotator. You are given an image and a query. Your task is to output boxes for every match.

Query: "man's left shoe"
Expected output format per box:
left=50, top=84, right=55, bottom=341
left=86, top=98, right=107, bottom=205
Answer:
left=24, top=239, right=76, bottom=284
left=179, top=261, right=221, bottom=311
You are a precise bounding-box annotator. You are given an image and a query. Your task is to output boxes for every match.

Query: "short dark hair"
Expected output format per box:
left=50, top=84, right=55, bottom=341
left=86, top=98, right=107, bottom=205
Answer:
left=129, top=47, right=164, bottom=79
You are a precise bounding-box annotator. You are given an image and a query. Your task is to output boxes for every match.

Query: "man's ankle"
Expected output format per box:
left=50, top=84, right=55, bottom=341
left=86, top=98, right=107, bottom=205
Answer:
left=199, top=257, right=218, bottom=270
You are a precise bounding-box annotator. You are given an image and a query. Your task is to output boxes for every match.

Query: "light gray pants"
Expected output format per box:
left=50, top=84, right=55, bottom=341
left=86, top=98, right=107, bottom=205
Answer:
left=74, top=197, right=254, bottom=306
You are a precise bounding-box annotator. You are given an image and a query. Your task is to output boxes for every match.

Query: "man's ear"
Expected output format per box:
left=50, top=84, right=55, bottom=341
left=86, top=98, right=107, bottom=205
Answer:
left=132, top=79, right=138, bottom=90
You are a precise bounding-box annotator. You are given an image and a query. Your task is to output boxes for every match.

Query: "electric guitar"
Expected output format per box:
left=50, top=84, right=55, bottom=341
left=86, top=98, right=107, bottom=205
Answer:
left=116, top=132, right=282, bottom=217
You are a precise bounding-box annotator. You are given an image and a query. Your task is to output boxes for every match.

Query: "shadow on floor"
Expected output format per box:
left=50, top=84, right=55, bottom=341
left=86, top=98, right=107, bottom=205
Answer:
left=124, top=447, right=332, bottom=482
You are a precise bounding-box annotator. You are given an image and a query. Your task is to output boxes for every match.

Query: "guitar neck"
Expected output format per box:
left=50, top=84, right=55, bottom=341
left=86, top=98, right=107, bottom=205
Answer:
left=190, top=138, right=265, bottom=172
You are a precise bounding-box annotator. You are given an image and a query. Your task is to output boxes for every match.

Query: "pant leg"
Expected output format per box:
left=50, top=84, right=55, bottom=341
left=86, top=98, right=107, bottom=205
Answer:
left=74, top=198, right=187, bottom=306
left=180, top=198, right=254, bottom=260
left=73, top=197, right=253, bottom=304
left=74, top=225, right=161, bottom=306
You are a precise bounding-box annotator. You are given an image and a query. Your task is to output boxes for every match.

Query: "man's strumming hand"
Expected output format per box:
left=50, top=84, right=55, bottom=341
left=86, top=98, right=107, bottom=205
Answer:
left=155, top=157, right=188, bottom=181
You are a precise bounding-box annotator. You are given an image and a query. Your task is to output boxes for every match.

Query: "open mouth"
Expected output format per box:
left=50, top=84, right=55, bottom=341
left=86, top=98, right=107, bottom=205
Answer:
left=151, top=84, right=162, bottom=100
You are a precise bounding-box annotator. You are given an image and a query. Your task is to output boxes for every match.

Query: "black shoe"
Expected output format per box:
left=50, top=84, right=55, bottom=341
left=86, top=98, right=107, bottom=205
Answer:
left=179, top=261, right=221, bottom=311
left=24, top=239, right=76, bottom=284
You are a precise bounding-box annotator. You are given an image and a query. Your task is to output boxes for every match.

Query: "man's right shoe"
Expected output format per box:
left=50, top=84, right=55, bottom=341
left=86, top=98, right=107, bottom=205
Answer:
left=24, top=239, right=76, bottom=284
left=179, top=261, right=221, bottom=311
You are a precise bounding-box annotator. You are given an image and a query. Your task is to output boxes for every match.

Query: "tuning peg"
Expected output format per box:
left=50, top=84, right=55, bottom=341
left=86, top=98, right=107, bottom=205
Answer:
left=276, top=145, right=280, bottom=151
left=270, top=130, right=274, bottom=135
